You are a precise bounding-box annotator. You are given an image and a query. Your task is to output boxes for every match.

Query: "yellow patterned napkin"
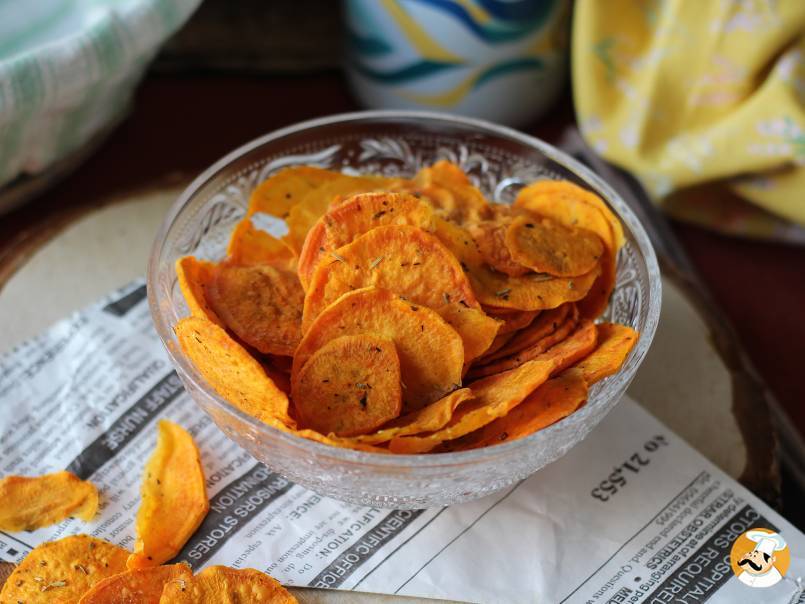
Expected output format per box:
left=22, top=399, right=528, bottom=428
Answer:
left=572, top=0, right=805, bottom=239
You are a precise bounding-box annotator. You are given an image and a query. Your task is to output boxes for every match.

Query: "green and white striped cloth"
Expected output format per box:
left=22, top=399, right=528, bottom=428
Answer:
left=0, top=0, right=200, bottom=189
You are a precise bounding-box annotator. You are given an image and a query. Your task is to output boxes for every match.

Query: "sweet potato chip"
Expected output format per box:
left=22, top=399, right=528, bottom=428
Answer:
left=505, top=214, right=604, bottom=277
left=347, top=387, right=474, bottom=445
left=292, top=334, right=402, bottom=436
left=476, top=331, right=514, bottom=362
left=302, top=225, right=479, bottom=332
left=389, top=321, right=597, bottom=453
left=515, top=180, right=621, bottom=318
left=294, top=287, right=464, bottom=411
left=159, top=566, right=297, bottom=603
left=432, top=217, right=599, bottom=311
left=175, top=316, right=294, bottom=426
left=79, top=563, right=192, bottom=604
left=284, top=174, right=407, bottom=254
left=0, top=536, right=129, bottom=603
left=247, top=166, right=341, bottom=219
left=297, top=191, right=434, bottom=288
left=0, top=471, right=99, bottom=531
left=485, top=308, right=541, bottom=335
left=444, top=371, right=589, bottom=451
left=572, top=323, right=639, bottom=384
left=175, top=256, right=223, bottom=326
left=470, top=305, right=576, bottom=375
left=515, top=179, right=625, bottom=248
left=467, top=220, right=530, bottom=277
left=409, top=160, right=489, bottom=223
left=128, top=420, right=209, bottom=569
left=434, top=303, right=501, bottom=366
left=484, top=305, right=569, bottom=361
left=207, top=264, right=303, bottom=356
left=226, top=218, right=296, bottom=270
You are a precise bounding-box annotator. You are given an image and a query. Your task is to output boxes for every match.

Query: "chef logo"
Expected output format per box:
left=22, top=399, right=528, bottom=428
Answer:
left=730, top=528, right=790, bottom=588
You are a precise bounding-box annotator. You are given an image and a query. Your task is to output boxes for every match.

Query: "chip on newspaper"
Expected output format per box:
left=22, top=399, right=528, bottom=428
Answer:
left=175, top=163, right=639, bottom=452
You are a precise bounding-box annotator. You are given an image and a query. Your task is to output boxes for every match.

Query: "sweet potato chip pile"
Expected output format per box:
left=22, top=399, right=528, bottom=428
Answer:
left=174, top=163, right=640, bottom=454
left=0, top=423, right=298, bottom=603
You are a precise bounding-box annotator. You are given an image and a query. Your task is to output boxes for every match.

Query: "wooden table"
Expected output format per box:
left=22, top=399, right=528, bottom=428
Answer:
left=1, top=73, right=803, bottom=531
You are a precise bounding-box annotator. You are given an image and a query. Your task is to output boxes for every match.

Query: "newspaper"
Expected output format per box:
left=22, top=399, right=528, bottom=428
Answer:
left=1, top=280, right=803, bottom=604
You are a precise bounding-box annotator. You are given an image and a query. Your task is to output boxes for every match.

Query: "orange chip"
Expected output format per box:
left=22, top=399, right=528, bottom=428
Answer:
left=434, top=303, right=501, bottom=366
left=515, top=180, right=622, bottom=318
left=0, top=536, right=129, bottom=603
left=247, top=166, right=341, bottom=219
left=297, top=191, right=434, bottom=288
left=389, top=321, right=597, bottom=453
left=476, top=331, right=514, bottom=362
left=469, top=305, right=576, bottom=374
left=431, top=217, right=599, bottom=311
left=302, top=225, right=479, bottom=332
left=0, top=471, right=99, bottom=531
left=292, top=334, right=402, bottom=436
left=444, top=371, right=589, bottom=451
left=485, top=307, right=541, bottom=335
left=175, top=316, right=294, bottom=427
left=572, top=323, right=639, bottom=384
left=78, top=563, right=192, bottom=604
left=515, top=179, right=625, bottom=248
left=207, top=264, right=303, bottom=356
left=294, top=287, right=464, bottom=411
left=226, top=218, right=296, bottom=270
left=467, top=220, right=530, bottom=277
left=284, top=174, right=409, bottom=254
left=159, top=566, right=297, bottom=603
left=176, top=256, right=223, bottom=326
left=347, top=387, right=474, bottom=445
left=505, top=214, right=604, bottom=277
left=409, top=160, right=490, bottom=223
left=128, top=420, right=209, bottom=569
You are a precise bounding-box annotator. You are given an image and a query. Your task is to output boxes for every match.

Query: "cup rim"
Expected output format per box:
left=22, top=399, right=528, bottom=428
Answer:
left=147, top=109, right=661, bottom=469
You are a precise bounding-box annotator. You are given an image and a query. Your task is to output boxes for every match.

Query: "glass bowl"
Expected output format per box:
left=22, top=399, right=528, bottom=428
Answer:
left=147, top=111, right=661, bottom=509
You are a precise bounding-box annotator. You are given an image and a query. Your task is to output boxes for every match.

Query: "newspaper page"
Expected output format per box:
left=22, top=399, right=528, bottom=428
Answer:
left=1, top=280, right=803, bottom=604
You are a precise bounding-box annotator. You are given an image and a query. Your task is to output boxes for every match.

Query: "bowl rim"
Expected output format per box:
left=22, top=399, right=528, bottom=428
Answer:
left=147, top=109, right=661, bottom=468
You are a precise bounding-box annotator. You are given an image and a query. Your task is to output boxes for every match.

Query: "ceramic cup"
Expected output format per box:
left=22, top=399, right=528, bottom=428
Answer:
left=344, top=0, right=570, bottom=127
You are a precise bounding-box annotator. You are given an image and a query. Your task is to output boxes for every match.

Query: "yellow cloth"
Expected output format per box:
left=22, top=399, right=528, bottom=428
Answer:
left=572, top=0, right=805, bottom=235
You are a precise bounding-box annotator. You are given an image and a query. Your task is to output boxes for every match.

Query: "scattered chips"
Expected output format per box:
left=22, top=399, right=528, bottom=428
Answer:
left=159, top=565, right=297, bottom=603
left=302, top=224, right=479, bottom=332
left=174, top=162, right=639, bottom=453
left=0, top=471, right=99, bottom=532
left=128, top=420, right=209, bottom=569
left=207, top=263, right=304, bottom=356
left=294, top=287, right=464, bottom=411
left=0, top=536, right=129, bottom=603
left=505, top=214, right=604, bottom=277
left=78, top=563, right=192, bottom=604
left=292, top=334, right=402, bottom=436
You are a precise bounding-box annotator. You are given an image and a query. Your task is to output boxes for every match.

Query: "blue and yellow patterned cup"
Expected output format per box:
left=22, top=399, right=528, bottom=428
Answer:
left=344, top=0, right=570, bottom=127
